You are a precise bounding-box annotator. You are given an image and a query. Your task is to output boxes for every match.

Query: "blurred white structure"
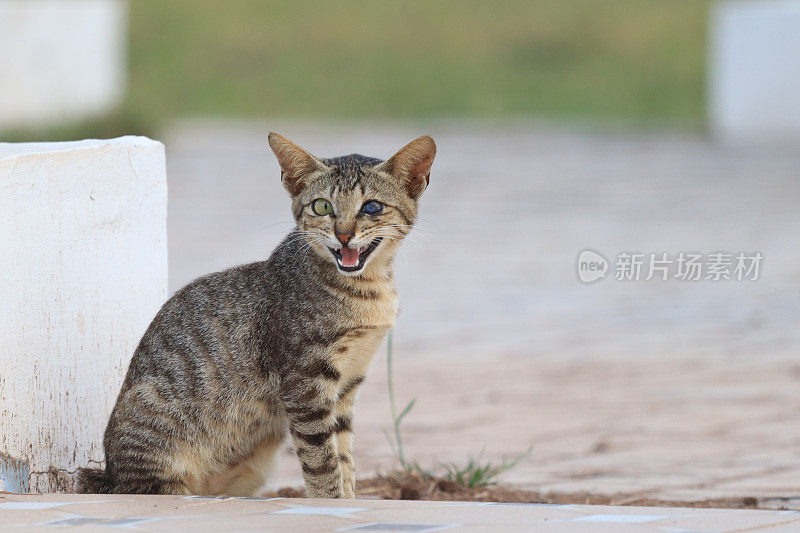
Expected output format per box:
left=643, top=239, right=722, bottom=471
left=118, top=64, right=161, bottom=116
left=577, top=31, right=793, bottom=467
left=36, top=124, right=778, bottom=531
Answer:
left=0, top=0, right=127, bottom=130
left=0, top=137, right=167, bottom=492
left=709, top=0, right=800, bottom=142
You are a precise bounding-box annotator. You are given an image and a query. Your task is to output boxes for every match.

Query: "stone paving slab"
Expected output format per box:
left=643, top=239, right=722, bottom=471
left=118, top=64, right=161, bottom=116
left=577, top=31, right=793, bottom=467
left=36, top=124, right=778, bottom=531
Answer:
left=162, top=120, right=800, bottom=505
left=1, top=493, right=799, bottom=532
left=328, top=352, right=800, bottom=508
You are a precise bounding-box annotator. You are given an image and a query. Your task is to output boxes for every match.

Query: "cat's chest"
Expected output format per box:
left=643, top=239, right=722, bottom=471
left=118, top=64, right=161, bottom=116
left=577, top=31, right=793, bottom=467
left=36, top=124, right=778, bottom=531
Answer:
left=347, top=290, right=398, bottom=326
left=329, top=324, right=391, bottom=382
left=318, top=276, right=397, bottom=380
left=326, top=276, right=399, bottom=327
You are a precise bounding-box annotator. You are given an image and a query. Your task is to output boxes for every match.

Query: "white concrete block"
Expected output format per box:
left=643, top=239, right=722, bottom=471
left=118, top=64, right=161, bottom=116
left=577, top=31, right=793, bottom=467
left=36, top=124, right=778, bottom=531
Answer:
left=0, top=136, right=167, bottom=492
left=709, top=0, right=800, bottom=142
left=0, top=0, right=127, bottom=129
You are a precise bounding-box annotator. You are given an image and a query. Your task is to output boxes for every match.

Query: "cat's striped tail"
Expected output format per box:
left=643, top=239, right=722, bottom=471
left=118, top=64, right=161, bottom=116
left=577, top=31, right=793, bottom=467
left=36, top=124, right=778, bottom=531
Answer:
left=75, top=467, right=111, bottom=494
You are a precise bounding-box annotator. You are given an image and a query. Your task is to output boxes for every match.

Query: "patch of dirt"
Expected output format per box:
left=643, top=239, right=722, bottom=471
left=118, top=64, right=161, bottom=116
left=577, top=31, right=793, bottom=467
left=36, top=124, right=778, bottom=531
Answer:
left=264, top=472, right=783, bottom=510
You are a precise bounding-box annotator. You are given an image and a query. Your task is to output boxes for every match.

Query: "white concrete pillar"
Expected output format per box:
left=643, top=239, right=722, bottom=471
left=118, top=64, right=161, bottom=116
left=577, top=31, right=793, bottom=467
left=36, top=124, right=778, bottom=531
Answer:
left=0, top=137, right=168, bottom=492
left=0, top=0, right=128, bottom=129
left=709, top=0, right=800, bottom=142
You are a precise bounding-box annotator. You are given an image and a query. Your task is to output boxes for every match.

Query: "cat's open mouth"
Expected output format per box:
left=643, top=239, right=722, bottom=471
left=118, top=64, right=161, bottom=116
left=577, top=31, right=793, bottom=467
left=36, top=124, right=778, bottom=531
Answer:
left=329, top=238, right=382, bottom=272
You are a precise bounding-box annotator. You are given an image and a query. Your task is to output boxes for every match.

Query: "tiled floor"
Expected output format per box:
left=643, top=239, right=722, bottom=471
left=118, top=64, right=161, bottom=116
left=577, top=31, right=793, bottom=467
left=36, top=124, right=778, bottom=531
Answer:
left=163, top=120, right=800, bottom=504
left=1, top=494, right=799, bottom=532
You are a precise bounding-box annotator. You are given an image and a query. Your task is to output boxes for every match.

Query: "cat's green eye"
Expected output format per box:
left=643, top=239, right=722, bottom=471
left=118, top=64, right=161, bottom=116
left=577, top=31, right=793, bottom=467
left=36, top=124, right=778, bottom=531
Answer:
left=311, top=199, right=333, bottom=216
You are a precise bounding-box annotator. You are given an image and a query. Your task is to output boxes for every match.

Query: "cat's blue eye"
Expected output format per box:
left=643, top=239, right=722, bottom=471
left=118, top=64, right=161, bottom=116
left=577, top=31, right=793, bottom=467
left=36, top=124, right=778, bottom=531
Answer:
left=360, top=201, right=383, bottom=215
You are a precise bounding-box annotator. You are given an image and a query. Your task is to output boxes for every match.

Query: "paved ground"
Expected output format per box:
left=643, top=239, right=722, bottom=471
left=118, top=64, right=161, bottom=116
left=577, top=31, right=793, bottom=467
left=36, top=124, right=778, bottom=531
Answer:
left=163, top=120, right=800, bottom=506
left=3, top=493, right=800, bottom=532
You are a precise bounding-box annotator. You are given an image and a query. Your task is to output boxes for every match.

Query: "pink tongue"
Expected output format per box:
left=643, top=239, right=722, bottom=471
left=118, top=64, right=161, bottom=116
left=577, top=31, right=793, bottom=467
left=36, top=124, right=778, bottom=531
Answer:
left=340, top=247, right=360, bottom=267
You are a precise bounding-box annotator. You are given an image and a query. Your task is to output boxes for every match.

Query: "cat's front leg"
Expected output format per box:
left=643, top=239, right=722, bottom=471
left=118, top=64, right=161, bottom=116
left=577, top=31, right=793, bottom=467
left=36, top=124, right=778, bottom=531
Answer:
left=334, top=376, right=363, bottom=498
left=334, top=419, right=355, bottom=498
left=282, top=374, right=345, bottom=498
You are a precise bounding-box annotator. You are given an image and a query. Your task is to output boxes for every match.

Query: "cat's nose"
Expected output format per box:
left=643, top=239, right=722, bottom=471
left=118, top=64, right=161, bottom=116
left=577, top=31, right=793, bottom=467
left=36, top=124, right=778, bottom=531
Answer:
left=335, top=231, right=354, bottom=245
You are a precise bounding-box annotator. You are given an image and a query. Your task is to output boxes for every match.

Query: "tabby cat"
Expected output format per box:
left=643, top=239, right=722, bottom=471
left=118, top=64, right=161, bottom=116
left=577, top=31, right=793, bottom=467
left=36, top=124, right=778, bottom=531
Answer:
left=75, top=133, right=436, bottom=498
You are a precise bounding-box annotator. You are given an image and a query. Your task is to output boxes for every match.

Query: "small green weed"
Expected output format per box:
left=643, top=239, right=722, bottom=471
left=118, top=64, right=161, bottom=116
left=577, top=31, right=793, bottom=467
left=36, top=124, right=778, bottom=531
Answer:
left=384, top=330, right=430, bottom=475
left=440, top=447, right=533, bottom=488
left=383, top=330, right=531, bottom=487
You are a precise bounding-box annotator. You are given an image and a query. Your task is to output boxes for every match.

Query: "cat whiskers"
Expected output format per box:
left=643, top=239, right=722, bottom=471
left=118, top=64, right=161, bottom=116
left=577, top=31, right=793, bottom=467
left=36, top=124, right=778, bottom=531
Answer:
left=383, top=223, right=430, bottom=235
left=369, top=227, right=423, bottom=250
left=382, top=224, right=429, bottom=250
left=364, top=232, right=419, bottom=254
left=287, top=230, right=323, bottom=244
left=286, top=230, right=327, bottom=255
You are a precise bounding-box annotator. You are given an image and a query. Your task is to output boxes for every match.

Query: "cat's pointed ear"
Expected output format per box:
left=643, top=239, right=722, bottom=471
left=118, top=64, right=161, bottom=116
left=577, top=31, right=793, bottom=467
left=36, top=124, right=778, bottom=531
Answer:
left=268, top=132, right=329, bottom=195
left=375, top=136, right=436, bottom=199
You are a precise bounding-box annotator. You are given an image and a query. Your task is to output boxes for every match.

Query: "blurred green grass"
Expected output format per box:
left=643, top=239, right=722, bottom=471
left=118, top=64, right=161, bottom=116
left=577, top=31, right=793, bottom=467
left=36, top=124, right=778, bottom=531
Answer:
left=5, top=0, right=711, bottom=140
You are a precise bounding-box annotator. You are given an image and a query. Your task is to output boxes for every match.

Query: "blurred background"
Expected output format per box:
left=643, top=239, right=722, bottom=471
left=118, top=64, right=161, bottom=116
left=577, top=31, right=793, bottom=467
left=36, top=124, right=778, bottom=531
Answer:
left=3, top=0, right=800, bottom=505
left=1, top=0, right=711, bottom=138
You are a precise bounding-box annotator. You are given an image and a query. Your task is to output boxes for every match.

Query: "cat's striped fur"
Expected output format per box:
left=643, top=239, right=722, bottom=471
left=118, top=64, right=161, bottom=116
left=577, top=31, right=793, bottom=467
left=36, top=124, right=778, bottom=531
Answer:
left=75, top=133, right=436, bottom=497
